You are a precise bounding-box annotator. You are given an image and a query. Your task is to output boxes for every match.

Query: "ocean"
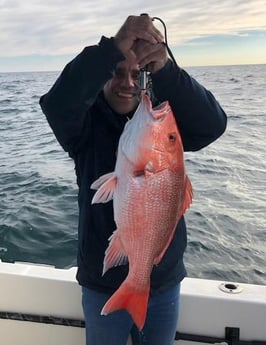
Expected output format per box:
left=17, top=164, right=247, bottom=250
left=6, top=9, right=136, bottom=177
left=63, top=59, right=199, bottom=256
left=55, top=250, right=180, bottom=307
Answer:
left=0, top=64, right=265, bottom=285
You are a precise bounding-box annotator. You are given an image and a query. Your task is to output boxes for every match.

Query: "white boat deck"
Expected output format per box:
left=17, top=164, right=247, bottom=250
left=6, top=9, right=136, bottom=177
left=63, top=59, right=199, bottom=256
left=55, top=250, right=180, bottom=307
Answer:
left=0, top=261, right=266, bottom=345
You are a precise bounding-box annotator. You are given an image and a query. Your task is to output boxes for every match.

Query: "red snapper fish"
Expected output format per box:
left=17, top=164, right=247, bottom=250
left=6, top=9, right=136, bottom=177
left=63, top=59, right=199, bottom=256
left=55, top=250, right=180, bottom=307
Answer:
left=91, top=94, right=193, bottom=330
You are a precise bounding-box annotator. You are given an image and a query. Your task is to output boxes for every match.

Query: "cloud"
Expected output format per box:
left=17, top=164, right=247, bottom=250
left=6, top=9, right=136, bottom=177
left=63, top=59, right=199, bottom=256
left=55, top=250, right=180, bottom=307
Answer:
left=0, top=0, right=265, bottom=58
left=0, top=0, right=265, bottom=71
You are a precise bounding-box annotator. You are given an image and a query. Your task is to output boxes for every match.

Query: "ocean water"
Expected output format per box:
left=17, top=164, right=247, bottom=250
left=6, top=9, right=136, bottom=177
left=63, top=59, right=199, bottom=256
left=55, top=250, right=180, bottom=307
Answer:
left=0, top=64, right=265, bottom=285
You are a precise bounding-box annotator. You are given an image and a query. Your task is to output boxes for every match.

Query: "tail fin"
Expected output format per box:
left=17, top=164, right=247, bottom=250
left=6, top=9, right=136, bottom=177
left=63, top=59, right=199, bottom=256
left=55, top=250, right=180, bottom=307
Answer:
left=101, top=282, right=149, bottom=331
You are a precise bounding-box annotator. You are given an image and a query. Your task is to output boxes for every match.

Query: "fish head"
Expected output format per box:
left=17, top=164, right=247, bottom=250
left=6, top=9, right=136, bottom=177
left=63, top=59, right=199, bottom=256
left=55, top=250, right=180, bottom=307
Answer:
left=119, top=94, right=184, bottom=173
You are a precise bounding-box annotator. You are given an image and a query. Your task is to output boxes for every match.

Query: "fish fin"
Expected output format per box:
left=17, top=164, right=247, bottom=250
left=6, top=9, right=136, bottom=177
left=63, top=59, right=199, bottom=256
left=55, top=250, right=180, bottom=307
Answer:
left=103, top=230, right=128, bottom=275
left=154, top=176, right=193, bottom=266
left=90, top=172, right=115, bottom=190
left=133, top=162, right=156, bottom=177
left=179, top=175, right=193, bottom=216
left=91, top=173, right=117, bottom=204
left=153, top=230, right=175, bottom=265
left=101, top=281, right=149, bottom=331
left=144, top=161, right=155, bottom=175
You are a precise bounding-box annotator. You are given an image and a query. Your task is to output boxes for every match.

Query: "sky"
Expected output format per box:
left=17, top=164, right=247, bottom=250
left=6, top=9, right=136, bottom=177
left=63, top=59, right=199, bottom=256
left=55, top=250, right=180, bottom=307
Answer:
left=0, top=0, right=265, bottom=72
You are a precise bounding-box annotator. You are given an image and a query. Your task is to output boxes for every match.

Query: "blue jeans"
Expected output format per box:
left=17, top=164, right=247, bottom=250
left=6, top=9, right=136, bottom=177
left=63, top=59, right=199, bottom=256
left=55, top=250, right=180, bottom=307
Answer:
left=82, top=284, right=180, bottom=345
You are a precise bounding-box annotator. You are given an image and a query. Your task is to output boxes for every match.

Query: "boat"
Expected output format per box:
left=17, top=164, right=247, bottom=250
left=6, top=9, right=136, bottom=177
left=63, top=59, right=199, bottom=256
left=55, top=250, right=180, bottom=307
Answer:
left=0, top=260, right=265, bottom=345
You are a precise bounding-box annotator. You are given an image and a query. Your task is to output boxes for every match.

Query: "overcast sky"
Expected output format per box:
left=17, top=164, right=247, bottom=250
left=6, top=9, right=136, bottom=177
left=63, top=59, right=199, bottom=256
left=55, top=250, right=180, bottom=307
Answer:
left=0, top=0, right=265, bottom=72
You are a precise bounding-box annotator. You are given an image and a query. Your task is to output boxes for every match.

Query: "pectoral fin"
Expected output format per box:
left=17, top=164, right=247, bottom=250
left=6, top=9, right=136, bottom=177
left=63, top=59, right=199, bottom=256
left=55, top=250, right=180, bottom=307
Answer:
left=91, top=172, right=117, bottom=204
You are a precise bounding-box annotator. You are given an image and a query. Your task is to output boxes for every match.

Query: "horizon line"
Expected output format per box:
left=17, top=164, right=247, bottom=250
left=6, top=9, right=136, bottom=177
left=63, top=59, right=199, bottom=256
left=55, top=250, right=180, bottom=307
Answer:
left=1, top=62, right=265, bottom=74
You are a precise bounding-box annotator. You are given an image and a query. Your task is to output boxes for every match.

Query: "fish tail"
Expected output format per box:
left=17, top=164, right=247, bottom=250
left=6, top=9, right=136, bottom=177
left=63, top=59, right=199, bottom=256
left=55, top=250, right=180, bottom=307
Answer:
left=101, top=282, right=149, bottom=331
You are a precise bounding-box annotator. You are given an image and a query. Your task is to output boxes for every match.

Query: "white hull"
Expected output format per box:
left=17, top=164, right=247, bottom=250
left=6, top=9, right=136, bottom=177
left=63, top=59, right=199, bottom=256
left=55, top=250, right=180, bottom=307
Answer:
left=0, top=261, right=265, bottom=345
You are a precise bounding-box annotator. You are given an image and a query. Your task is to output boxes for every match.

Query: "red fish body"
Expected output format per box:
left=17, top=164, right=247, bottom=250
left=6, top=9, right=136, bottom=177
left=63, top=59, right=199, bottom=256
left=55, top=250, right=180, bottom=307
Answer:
left=91, top=94, right=192, bottom=330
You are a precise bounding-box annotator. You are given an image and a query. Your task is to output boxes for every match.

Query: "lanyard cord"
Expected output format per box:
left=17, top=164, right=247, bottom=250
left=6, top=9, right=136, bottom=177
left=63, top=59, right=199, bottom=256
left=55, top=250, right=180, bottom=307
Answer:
left=152, top=16, right=179, bottom=70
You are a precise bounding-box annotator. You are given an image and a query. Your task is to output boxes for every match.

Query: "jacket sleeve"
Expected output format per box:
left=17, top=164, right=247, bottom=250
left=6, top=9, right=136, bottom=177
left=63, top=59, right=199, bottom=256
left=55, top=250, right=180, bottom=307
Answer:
left=39, top=37, right=124, bottom=154
left=151, top=60, right=227, bottom=151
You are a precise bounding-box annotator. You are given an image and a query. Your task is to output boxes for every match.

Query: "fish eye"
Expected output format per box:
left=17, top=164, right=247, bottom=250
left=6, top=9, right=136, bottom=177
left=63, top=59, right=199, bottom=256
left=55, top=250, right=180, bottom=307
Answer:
left=168, top=133, right=176, bottom=142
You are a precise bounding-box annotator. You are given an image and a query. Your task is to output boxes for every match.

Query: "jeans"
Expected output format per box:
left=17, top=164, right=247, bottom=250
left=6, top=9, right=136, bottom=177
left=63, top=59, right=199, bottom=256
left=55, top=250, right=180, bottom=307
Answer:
left=82, top=283, right=180, bottom=345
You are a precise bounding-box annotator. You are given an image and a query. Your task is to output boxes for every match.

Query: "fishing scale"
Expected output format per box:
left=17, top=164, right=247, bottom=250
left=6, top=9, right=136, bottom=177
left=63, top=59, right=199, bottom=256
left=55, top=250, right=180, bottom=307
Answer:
left=139, top=13, right=179, bottom=94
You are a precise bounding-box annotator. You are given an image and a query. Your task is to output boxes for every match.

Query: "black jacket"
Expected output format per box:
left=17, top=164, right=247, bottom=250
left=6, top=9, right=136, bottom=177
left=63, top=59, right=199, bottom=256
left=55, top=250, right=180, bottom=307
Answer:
left=40, top=36, right=227, bottom=294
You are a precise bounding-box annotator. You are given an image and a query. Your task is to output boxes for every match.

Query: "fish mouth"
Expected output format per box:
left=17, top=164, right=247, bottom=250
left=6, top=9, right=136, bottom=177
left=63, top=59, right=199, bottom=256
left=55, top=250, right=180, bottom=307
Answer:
left=152, top=103, right=170, bottom=121
left=142, top=94, right=169, bottom=121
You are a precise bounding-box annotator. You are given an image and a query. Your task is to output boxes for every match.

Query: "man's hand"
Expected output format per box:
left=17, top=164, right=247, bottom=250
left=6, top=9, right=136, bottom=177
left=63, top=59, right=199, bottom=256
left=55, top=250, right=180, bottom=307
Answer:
left=114, top=15, right=164, bottom=58
left=132, top=39, right=168, bottom=74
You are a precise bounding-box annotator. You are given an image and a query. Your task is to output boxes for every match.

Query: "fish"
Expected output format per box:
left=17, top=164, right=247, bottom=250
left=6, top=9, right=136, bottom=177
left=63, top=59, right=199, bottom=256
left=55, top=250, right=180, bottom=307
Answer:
left=90, top=94, right=193, bottom=330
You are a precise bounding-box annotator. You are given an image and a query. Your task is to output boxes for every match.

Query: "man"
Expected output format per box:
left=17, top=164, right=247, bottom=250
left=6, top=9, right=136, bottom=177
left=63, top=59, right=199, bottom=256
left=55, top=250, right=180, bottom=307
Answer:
left=40, top=15, right=227, bottom=345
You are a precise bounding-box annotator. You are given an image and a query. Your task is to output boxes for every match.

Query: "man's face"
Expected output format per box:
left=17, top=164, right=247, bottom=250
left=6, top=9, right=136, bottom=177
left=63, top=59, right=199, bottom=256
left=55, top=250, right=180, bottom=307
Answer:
left=103, top=59, right=141, bottom=115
